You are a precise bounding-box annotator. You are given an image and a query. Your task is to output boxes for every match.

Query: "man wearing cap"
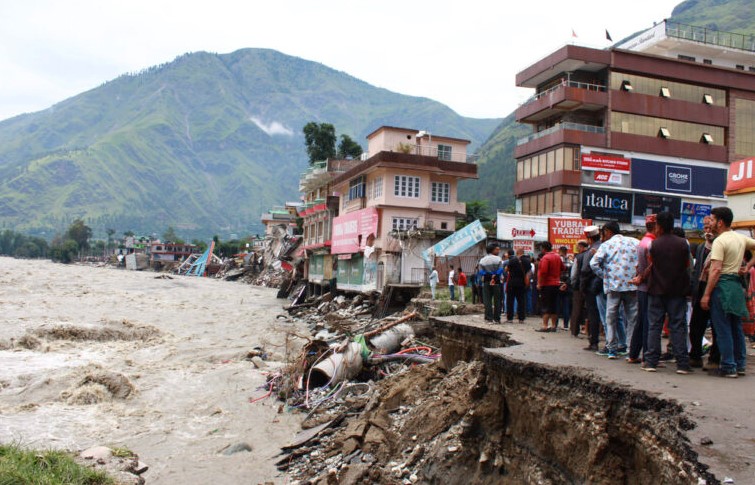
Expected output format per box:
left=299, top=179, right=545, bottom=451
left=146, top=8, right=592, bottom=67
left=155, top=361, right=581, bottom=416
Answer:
left=627, top=214, right=656, bottom=364
left=580, top=225, right=603, bottom=351
left=590, top=221, right=639, bottom=359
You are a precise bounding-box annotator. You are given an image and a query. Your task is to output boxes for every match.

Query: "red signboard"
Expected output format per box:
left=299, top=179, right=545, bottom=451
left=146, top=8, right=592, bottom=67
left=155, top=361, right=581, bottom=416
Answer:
left=331, top=207, right=379, bottom=255
left=581, top=153, right=630, bottom=173
left=726, top=158, right=755, bottom=194
left=548, top=218, right=592, bottom=253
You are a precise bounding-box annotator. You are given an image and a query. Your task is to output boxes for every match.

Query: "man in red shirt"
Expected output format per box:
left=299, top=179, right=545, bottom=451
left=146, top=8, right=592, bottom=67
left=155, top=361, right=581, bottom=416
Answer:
left=537, top=241, right=565, bottom=332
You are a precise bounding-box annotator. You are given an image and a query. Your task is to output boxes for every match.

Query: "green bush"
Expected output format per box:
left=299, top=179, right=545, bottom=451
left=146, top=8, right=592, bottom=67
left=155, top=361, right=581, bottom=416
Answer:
left=0, top=444, right=114, bottom=484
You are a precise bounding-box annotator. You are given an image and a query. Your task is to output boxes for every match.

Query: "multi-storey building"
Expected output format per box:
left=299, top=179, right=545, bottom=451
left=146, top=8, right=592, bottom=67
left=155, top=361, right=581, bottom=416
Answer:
left=298, top=158, right=359, bottom=293
left=260, top=202, right=301, bottom=236
left=514, top=20, right=755, bottom=230
left=328, top=126, right=477, bottom=292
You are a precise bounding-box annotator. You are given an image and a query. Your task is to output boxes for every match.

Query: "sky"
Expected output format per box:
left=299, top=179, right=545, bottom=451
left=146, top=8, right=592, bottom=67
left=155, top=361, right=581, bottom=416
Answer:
left=0, top=0, right=683, bottom=122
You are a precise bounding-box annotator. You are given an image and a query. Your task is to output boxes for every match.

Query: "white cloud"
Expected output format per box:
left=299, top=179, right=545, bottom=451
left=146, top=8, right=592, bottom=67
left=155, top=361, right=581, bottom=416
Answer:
left=249, top=117, right=294, bottom=136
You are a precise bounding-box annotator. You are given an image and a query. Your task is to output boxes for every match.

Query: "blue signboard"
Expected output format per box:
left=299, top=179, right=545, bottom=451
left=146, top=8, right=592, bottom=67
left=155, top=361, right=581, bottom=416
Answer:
left=681, top=203, right=712, bottom=230
left=422, top=220, right=487, bottom=265
left=631, top=158, right=726, bottom=198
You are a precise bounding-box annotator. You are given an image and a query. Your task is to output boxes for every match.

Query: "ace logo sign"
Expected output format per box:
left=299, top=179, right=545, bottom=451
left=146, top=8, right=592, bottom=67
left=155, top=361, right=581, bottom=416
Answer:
left=594, top=171, right=623, bottom=185
left=665, top=166, right=692, bottom=192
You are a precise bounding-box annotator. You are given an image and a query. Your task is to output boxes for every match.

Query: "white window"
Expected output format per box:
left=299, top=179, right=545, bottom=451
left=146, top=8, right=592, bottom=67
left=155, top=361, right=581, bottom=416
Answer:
left=392, top=217, right=418, bottom=231
left=394, top=175, right=420, bottom=198
left=437, top=144, right=452, bottom=161
left=431, top=182, right=450, bottom=203
left=372, top=176, right=383, bottom=199
left=348, top=176, right=365, bottom=201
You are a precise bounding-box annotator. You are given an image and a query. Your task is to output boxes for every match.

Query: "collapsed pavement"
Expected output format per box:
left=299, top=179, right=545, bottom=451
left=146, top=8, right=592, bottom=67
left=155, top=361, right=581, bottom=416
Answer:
left=262, top=295, right=741, bottom=485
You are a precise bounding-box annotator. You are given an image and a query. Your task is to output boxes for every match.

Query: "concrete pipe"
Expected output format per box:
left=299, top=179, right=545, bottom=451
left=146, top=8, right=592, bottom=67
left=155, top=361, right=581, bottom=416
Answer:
left=307, top=342, right=364, bottom=389
left=368, top=323, right=415, bottom=354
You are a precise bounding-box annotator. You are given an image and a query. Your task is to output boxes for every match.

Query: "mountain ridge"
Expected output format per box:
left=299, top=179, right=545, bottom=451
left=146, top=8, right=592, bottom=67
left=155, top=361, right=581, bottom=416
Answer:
left=0, top=48, right=499, bottom=240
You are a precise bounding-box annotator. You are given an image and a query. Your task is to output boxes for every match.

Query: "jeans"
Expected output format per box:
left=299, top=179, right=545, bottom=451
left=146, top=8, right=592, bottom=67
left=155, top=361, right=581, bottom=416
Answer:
left=483, top=281, right=502, bottom=322
left=472, top=284, right=482, bottom=304
left=709, top=286, right=747, bottom=373
left=629, top=291, right=649, bottom=360
left=449, top=284, right=455, bottom=301
left=557, top=291, right=571, bottom=328
left=507, top=285, right=526, bottom=321
left=689, top=285, right=711, bottom=362
left=647, top=294, right=690, bottom=369
left=605, top=291, right=637, bottom=353
left=584, top=290, right=602, bottom=347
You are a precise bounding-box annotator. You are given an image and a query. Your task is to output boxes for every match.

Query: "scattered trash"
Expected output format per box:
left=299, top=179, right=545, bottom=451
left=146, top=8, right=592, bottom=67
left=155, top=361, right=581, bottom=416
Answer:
left=221, top=442, right=253, bottom=456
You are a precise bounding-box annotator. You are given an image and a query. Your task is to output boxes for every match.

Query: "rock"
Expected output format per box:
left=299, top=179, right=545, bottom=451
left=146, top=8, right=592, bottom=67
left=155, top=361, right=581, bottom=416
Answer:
left=700, top=436, right=713, bottom=446
left=251, top=356, right=268, bottom=369
left=447, top=445, right=459, bottom=453
left=80, top=445, right=113, bottom=461
left=222, top=442, right=253, bottom=455
left=133, top=461, right=149, bottom=474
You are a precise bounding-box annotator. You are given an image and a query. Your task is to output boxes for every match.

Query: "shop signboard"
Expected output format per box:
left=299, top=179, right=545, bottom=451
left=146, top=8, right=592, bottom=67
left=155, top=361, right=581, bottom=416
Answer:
left=548, top=218, right=592, bottom=252
left=512, top=239, right=535, bottom=253
left=681, top=203, right=712, bottom=231
left=581, top=188, right=632, bottom=223
left=726, top=157, right=755, bottom=193
left=581, top=153, right=631, bottom=173
left=631, top=158, right=726, bottom=198
left=496, top=213, right=548, bottom=241
left=422, top=220, right=487, bottom=264
left=632, top=193, right=681, bottom=226
left=331, top=207, right=379, bottom=254
left=581, top=169, right=631, bottom=188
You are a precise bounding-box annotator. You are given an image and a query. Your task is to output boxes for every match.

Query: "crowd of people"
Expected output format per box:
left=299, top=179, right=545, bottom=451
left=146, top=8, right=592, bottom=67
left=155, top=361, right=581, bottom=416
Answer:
left=463, top=206, right=754, bottom=378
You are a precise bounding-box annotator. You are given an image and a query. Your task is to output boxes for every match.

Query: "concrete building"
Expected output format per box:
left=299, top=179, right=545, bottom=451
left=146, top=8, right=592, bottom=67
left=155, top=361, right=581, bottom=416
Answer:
left=298, top=158, right=360, bottom=294
left=513, top=20, right=755, bottom=231
left=328, top=126, right=477, bottom=292
left=260, top=202, right=301, bottom=236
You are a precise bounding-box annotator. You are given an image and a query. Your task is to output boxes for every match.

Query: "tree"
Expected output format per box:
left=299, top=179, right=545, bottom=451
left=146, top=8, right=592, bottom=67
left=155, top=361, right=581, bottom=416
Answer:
left=106, top=228, right=115, bottom=250
left=457, top=200, right=493, bottom=231
left=162, top=226, right=183, bottom=244
left=123, top=230, right=135, bottom=237
left=65, top=219, right=92, bottom=250
left=303, top=122, right=336, bottom=164
left=337, top=134, right=363, bottom=159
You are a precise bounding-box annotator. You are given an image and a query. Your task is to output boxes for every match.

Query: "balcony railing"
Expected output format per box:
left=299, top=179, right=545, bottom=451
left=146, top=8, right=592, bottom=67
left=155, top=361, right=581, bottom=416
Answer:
left=362, top=144, right=478, bottom=163
left=516, top=122, right=605, bottom=146
left=666, top=21, right=755, bottom=53
left=521, top=80, right=607, bottom=106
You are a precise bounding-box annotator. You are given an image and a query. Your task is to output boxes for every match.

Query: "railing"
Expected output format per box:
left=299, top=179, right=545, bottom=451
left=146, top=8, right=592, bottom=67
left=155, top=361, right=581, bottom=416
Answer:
left=666, top=21, right=755, bottom=53
left=516, top=122, right=605, bottom=146
left=362, top=144, right=478, bottom=163
left=521, top=80, right=607, bottom=106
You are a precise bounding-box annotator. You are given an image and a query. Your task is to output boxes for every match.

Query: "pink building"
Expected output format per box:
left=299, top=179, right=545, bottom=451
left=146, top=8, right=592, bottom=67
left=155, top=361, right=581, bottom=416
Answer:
left=329, top=126, right=478, bottom=292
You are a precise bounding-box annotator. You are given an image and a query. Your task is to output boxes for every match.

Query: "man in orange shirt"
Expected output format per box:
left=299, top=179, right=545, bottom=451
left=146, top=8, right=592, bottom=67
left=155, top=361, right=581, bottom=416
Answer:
left=537, top=241, right=564, bottom=332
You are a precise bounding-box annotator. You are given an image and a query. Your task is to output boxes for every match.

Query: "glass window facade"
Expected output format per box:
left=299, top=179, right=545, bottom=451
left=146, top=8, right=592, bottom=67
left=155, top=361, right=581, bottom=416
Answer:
left=519, top=188, right=579, bottom=216
left=392, top=217, right=418, bottom=231
left=437, top=144, right=452, bottom=161
left=610, top=72, right=726, bottom=106
left=735, top=98, right=755, bottom=157
left=610, top=112, right=724, bottom=145
left=516, top=147, right=580, bottom=181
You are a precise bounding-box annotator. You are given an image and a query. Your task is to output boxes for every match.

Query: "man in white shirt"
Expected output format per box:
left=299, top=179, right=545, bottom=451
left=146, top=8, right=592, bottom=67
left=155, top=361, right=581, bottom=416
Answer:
left=448, top=265, right=456, bottom=301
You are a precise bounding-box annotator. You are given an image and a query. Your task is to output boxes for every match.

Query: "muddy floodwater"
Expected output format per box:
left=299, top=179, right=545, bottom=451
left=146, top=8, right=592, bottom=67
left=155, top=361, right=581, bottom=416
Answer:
left=0, top=256, right=306, bottom=484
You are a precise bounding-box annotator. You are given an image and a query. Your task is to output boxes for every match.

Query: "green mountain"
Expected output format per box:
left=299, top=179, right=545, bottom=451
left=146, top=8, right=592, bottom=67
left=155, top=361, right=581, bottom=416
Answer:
left=0, top=49, right=499, bottom=240
left=458, top=0, right=755, bottom=217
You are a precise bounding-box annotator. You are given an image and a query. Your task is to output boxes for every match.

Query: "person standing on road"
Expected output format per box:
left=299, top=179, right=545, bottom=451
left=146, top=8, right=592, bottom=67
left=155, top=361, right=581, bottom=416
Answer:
left=581, top=226, right=603, bottom=351
left=557, top=246, right=573, bottom=330
left=627, top=214, right=656, bottom=364
left=471, top=264, right=482, bottom=304
left=457, top=268, right=468, bottom=303
left=688, top=216, right=717, bottom=368
left=590, top=221, right=639, bottom=359
left=428, top=266, right=439, bottom=300
left=536, top=241, right=564, bottom=332
left=700, top=207, right=753, bottom=378
left=642, top=211, right=693, bottom=374
left=506, top=249, right=527, bottom=323
left=479, top=244, right=503, bottom=323
left=448, top=265, right=456, bottom=301
left=570, top=241, right=589, bottom=337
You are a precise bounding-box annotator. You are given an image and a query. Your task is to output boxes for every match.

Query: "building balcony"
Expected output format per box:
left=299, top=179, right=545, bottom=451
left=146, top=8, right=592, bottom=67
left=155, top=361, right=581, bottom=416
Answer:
left=665, top=21, right=755, bottom=53
left=361, top=144, right=478, bottom=164
left=515, top=123, right=606, bottom=158
left=516, top=81, right=607, bottom=123
left=610, top=91, right=729, bottom=127
left=514, top=170, right=582, bottom=197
